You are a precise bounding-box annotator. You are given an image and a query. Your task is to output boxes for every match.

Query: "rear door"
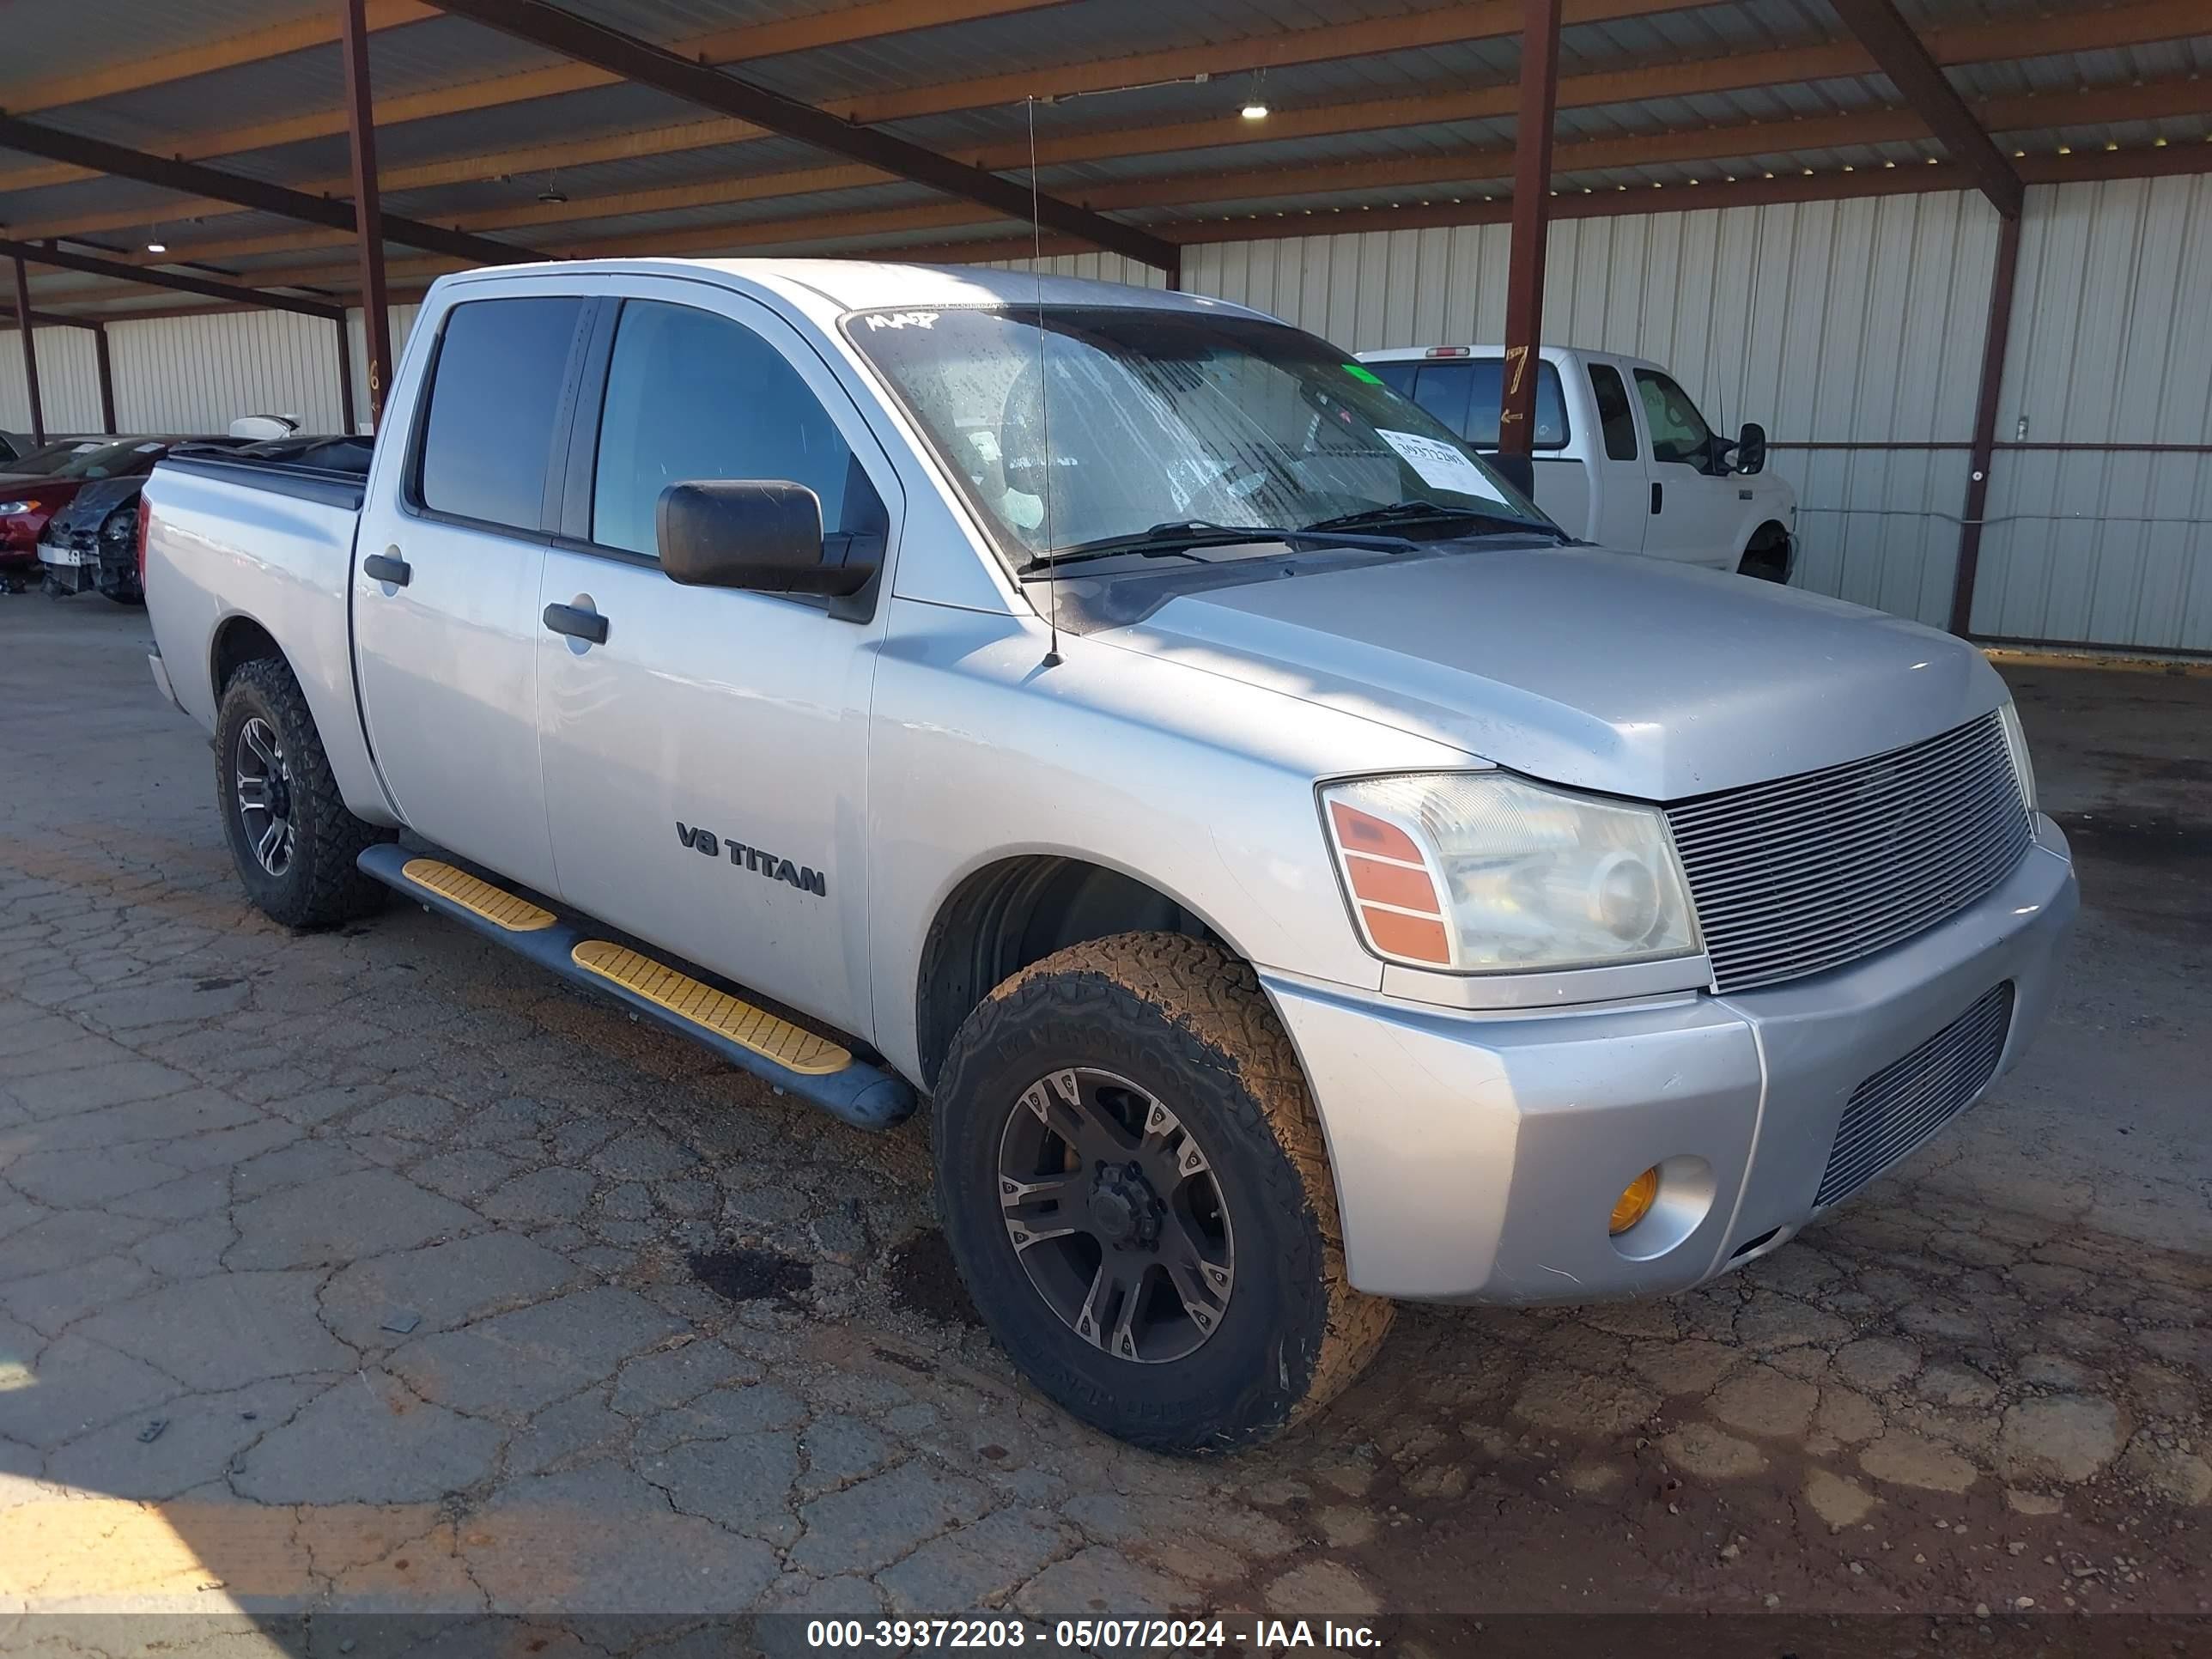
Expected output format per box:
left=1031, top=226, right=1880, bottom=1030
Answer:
left=533, top=281, right=900, bottom=1039
left=1632, top=366, right=1738, bottom=570
left=352, top=292, right=589, bottom=896
left=1581, top=360, right=1650, bottom=553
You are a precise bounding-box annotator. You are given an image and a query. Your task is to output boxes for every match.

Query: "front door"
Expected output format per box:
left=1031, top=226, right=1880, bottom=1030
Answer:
left=1632, top=366, right=1739, bottom=571
left=353, top=293, right=589, bottom=896
left=535, top=285, right=900, bottom=1040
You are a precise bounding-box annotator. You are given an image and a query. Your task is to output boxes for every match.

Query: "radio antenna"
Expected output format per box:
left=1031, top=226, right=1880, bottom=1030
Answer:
left=1027, top=94, right=1060, bottom=667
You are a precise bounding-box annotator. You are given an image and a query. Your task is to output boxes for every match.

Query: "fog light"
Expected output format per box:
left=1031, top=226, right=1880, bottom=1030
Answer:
left=1610, top=1167, right=1661, bottom=1235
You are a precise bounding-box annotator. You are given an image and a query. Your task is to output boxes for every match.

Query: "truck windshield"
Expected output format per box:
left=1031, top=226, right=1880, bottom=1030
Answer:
left=846, top=306, right=1553, bottom=569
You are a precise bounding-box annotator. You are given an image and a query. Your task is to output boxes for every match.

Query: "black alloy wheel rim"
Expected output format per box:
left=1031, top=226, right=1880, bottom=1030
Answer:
left=234, top=715, right=297, bottom=877
left=997, top=1066, right=1236, bottom=1364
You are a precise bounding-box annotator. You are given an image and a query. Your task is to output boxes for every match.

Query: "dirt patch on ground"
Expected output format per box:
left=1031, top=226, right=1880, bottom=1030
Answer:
left=884, top=1225, right=983, bottom=1328
left=687, top=1245, right=812, bottom=1308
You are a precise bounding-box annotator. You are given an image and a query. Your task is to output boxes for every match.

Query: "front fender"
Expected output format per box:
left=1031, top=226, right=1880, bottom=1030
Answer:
left=863, top=599, right=1470, bottom=1081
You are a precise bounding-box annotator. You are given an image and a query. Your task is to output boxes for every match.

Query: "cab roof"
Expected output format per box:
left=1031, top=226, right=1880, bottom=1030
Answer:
left=433, top=258, right=1267, bottom=324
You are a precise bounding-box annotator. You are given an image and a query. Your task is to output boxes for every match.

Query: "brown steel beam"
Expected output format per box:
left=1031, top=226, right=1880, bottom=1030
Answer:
left=94, top=325, right=117, bottom=433
left=30, top=141, right=2212, bottom=326
left=11, top=256, right=44, bottom=445
left=421, top=0, right=1178, bottom=274
left=62, top=139, right=2212, bottom=314
left=339, top=0, right=396, bottom=427
left=82, top=74, right=2212, bottom=272
left=4, top=2, right=433, bottom=117
left=0, top=114, right=538, bottom=269
left=0, top=237, right=344, bottom=319
left=1498, top=0, right=1563, bottom=471
left=1948, top=211, right=2023, bottom=636
left=1826, top=0, right=2021, bottom=217
left=0, top=301, right=104, bottom=331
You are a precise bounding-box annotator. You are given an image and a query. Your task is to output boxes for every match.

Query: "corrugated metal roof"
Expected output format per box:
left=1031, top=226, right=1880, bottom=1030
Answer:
left=2, top=0, right=2208, bottom=319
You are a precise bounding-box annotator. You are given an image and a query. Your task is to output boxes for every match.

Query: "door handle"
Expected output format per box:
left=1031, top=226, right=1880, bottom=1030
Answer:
left=1650, top=482, right=1664, bottom=515
left=363, top=551, right=410, bottom=586
left=544, top=602, right=608, bottom=644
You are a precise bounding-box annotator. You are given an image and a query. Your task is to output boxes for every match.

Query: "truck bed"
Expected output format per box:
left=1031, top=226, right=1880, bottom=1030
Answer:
left=142, top=439, right=392, bottom=824
left=159, top=437, right=374, bottom=509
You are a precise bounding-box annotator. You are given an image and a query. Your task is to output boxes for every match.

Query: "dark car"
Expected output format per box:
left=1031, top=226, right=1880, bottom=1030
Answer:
left=0, top=437, right=196, bottom=567
left=37, top=475, right=152, bottom=604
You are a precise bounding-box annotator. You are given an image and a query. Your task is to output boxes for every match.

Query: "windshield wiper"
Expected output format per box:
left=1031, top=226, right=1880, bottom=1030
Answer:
left=1018, top=519, right=1410, bottom=573
left=1304, top=501, right=1566, bottom=541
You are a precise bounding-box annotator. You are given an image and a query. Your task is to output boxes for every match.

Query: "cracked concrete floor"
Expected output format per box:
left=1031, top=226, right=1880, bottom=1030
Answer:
left=0, top=600, right=2206, bottom=1629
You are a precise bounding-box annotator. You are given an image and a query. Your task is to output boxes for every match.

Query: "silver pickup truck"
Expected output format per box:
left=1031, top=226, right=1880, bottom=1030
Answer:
left=143, top=259, right=2077, bottom=1454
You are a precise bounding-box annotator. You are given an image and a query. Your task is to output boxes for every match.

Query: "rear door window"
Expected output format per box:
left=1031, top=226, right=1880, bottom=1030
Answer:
left=1397, top=360, right=1568, bottom=450
left=416, top=296, right=585, bottom=532
left=589, top=299, right=880, bottom=558
left=1587, top=363, right=1640, bottom=461
left=1367, top=360, right=1419, bottom=399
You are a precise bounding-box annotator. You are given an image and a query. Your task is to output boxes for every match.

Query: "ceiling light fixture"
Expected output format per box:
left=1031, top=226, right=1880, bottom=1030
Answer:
left=146, top=240, right=167, bottom=253
left=1241, top=100, right=1269, bottom=120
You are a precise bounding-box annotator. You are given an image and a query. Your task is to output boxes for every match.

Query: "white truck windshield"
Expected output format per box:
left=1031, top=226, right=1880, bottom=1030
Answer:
left=847, top=306, right=1551, bottom=568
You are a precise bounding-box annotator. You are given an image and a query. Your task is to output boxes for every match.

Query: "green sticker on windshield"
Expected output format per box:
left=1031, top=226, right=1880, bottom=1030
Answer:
left=1341, top=362, right=1383, bottom=385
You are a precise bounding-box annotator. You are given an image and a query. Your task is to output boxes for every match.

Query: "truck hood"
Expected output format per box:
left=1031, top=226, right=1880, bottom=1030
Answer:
left=1104, top=547, right=2008, bottom=800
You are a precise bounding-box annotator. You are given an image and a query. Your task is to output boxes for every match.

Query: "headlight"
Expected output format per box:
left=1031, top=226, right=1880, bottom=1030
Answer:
left=1322, top=772, right=1701, bottom=973
left=1996, top=701, right=2038, bottom=816
left=0, top=500, right=39, bottom=516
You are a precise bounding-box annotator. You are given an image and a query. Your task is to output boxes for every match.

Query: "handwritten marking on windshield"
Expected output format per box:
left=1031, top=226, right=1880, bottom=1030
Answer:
left=864, top=311, right=939, bottom=331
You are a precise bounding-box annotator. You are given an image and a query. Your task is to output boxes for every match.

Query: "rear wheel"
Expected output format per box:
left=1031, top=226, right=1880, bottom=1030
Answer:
left=932, top=933, right=1392, bottom=1452
left=215, top=658, right=393, bottom=927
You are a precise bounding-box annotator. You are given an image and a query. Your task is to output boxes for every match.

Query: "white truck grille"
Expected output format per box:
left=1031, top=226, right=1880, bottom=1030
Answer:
left=1667, top=713, right=2033, bottom=994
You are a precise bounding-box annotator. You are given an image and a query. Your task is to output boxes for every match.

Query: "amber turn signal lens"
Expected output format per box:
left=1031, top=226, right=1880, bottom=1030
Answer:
left=1609, top=1166, right=1661, bottom=1236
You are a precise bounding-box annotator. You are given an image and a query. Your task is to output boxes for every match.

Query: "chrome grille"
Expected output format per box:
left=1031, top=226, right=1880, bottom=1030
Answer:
left=1816, top=983, right=2014, bottom=1208
left=1668, top=714, right=2032, bottom=994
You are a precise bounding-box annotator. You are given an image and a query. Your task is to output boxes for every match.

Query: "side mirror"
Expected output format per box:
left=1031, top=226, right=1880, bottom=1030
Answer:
left=1733, top=422, right=1767, bottom=476
left=656, top=479, right=876, bottom=597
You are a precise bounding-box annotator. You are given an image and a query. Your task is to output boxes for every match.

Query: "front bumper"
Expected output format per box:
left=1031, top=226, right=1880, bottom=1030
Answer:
left=1264, top=814, right=2077, bottom=1302
left=38, top=537, right=123, bottom=595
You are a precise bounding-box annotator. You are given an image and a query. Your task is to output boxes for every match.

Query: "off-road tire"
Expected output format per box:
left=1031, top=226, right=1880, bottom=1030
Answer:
left=932, top=933, right=1394, bottom=1453
left=216, top=658, right=393, bottom=928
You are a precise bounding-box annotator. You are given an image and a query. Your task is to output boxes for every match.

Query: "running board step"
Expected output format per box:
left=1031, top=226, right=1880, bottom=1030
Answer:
left=358, top=843, right=915, bottom=1130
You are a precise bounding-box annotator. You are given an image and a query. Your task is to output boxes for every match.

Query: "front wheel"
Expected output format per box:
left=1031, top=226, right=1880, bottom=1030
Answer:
left=1737, top=527, right=1794, bottom=583
left=215, top=657, right=393, bottom=928
left=932, top=934, right=1393, bottom=1453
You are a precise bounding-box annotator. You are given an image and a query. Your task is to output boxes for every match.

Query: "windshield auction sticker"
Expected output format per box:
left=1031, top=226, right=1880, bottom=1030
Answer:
left=1374, top=428, right=1510, bottom=505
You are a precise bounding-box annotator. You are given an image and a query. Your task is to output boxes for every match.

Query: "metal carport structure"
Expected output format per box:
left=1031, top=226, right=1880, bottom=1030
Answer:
left=3, top=0, right=2209, bottom=650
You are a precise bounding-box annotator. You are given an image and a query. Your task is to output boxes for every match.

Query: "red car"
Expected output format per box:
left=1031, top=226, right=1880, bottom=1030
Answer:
left=0, top=438, right=191, bottom=568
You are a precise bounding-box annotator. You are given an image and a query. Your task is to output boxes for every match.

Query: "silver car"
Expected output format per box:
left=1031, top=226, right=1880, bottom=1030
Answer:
left=141, top=262, right=2077, bottom=1452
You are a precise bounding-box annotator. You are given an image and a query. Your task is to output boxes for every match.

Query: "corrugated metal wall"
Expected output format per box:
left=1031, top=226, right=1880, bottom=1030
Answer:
left=6, top=179, right=2203, bottom=650
left=106, top=309, right=350, bottom=434
left=0, top=325, right=104, bottom=434
left=1972, top=176, right=2212, bottom=653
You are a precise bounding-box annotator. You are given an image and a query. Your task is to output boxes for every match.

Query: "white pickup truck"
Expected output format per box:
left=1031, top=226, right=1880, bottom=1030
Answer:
left=143, top=260, right=2074, bottom=1453
left=1359, top=343, right=1798, bottom=580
